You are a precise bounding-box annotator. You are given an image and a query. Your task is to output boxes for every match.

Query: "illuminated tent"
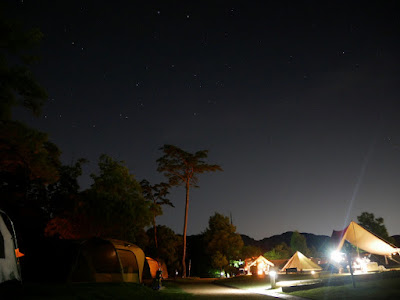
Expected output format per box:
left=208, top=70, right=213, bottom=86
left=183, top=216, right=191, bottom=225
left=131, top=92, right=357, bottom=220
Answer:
left=70, top=238, right=145, bottom=283
left=281, top=251, right=322, bottom=272
left=333, top=221, right=400, bottom=256
left=0, top=211, right=21, bottom=283
left=146, top=257, right=168, bottom=279
left=244, top=255, right=274, bottom=275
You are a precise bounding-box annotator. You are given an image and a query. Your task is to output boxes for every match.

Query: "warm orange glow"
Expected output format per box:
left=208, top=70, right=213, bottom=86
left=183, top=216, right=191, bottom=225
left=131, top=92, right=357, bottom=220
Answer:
left=15, top=248, right=24, bottom=258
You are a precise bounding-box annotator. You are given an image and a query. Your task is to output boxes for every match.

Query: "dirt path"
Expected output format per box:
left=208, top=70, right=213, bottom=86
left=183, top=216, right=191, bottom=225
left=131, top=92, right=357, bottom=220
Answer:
left=172, top=279, right=279, bottom=299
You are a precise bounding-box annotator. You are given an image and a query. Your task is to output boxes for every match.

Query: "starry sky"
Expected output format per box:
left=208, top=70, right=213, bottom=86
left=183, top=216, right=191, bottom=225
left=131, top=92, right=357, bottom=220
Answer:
left=6, top=0, right=400, bottom=240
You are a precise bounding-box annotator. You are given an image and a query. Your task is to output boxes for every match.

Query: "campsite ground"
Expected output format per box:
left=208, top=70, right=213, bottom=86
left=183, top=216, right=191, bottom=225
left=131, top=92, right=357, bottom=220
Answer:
left=218, top=270, right=400, bottom=299
left=2, top=271, right=400, bottom=299
left=0, top=279, right=276, bottom=299
left=166, top=278, right=277, bottom=299
left=0, top=281, right=191, bottom=300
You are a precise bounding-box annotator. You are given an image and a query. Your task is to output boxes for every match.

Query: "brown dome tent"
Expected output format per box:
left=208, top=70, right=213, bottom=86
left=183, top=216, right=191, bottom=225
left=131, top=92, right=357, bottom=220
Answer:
left=70, top=238, right=145, bottom=283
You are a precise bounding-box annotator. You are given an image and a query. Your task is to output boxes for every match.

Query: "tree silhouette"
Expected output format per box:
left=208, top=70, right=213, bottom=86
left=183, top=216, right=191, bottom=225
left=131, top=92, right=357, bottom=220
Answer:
left=290, top=231, right=311, bottom=256
left=357, top=212, right=394, bottom=244
left=204, top=212, right=244, bottom=262
left=157, top=144, right=222, bottom=277
left=140, top=179, right=173, bottom=249
left=0, top=15, right=47, bottom=120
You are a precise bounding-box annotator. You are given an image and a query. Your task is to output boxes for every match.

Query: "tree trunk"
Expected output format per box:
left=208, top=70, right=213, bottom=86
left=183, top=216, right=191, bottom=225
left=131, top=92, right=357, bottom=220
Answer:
left=182, top=181, right=190, bottom=277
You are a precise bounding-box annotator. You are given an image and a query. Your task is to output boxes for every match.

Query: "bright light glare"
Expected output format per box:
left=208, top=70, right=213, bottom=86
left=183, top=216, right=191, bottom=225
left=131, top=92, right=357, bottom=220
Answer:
left=258, top=269, right=263, bottom=275
left=354, top=257, right=370, bottom=273
left=330, top=251, right=345, bottom=262
left=269, top=271, right=277, bottom=278
left=311, top=270, right=315, bottom=275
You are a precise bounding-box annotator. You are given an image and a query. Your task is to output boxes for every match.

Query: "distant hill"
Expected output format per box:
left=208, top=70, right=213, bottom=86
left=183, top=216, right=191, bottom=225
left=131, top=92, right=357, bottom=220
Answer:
left=240, top=231, right=331, bottom=254
left=241, top=232, right=400, bottom=255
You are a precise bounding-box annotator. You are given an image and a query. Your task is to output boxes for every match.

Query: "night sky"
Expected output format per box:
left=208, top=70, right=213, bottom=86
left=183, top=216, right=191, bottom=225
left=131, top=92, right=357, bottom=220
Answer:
left=6, top=1, right=400, bottom=240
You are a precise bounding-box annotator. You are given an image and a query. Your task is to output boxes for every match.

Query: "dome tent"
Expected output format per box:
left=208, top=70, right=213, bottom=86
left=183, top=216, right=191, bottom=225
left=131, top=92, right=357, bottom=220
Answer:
left=146, top=257, right=168, bottom=279
left=70, top=237, right=145, bottom=283
left=0, top=210, right=21, bottom=284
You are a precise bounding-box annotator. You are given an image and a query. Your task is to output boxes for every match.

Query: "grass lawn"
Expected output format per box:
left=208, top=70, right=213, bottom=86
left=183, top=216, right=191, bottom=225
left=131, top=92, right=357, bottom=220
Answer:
left=287, top=276, right=400, bottom=299
left=0, top=281, right=192, bottom=299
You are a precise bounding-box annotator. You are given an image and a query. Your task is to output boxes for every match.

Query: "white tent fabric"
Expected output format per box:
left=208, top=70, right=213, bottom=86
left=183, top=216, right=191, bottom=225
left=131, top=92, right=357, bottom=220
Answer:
left=244, top=255, right=274, bottom=274
left=281, top=251, right=322, bottom=272
left=0, top=213, right=20, bottom=283
left=247, top=255, right=274, bottom=268
left=336, top=221, right=400, bottom=256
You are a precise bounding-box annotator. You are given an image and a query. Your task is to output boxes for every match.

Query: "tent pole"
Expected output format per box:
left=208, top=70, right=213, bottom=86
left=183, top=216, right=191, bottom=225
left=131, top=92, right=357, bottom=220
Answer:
left=352, top=222, right=360, bottom=257
left=344, top=243, right=356, bottom=288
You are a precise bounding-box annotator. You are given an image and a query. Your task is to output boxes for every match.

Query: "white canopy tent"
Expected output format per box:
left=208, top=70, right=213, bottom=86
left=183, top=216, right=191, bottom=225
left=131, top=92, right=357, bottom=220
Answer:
left=334, top=221, right=400, bottom=256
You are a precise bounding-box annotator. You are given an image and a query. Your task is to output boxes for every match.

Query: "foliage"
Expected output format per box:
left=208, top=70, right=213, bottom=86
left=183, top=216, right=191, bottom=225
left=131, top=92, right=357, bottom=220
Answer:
left=140, top=180, right=173, bottom=217
left=0, top=120, right=61, bottom=250
left=308, top=245, right=320, bottom=258
left=85, top=154, right=152, bottom=242
left=157, top=144, right=222, bottom=188
left=204, top=212, right=244, bottom=262
left=140, top=180, right=173, bottom=248
left=0, top=121, right=60, bottom=185
left=157, top=144, right=222, bottom=277
left=264, top=242, right=292, bottom=260
left=0, top=14, right=47, bottom=120
left=211, top=251, right=229, bottom=272
left=230, top=259, right=245, bottom=268
left=357, top=212, right=395, bottom=244
left=0, top=121, right=60, bottom=213
left=46, top=158, right=88, bottom=216
left=290, top=231, right=311, bottom=256
left=46, top=154, right=153, bottom=246
left=241, top=245, right=263, bottom=259
left=225, top=264, right=239, bottom=276
left=146, top=225, right=182, bottom=275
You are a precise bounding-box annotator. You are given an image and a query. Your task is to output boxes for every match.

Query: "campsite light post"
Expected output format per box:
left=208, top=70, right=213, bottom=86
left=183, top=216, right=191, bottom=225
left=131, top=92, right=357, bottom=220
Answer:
left=269, top=270, right=277, bottom=289
left=188, top=259, right=191, bottom=277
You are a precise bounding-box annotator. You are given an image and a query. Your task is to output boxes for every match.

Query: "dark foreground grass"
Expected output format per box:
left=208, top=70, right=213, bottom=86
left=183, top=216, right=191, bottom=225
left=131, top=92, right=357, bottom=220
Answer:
left=287, top=276, right=400, bottom=299
left=217, top=275, right=271, bottom=289
left=0, top=281, right=192, bottom=299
